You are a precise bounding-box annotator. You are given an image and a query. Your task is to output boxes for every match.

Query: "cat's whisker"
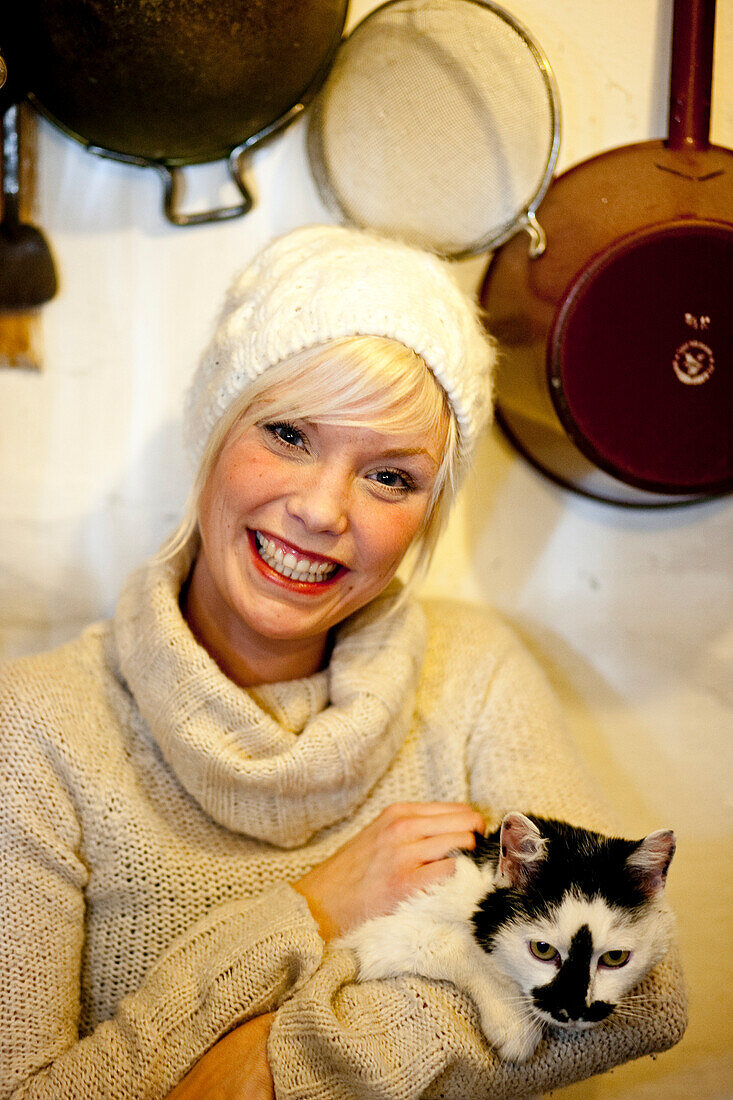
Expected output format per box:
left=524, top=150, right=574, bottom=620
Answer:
left=608, top=1019, right=648, bottom=1034
left=512, top=1008, right=541, bottom=1026
left=614, top=998, right=652, bottom=1010
left=610, top=1005, right=654, bottom=1022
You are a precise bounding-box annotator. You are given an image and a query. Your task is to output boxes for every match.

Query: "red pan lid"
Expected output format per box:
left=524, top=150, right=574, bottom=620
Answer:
left=548, top=221, right=733, bottom=495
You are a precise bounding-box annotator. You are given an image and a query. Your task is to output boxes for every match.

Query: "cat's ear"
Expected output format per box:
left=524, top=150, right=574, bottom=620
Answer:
left=626, top=829, right=676, bottom=898
left=495, top=812, right=547, bottom=888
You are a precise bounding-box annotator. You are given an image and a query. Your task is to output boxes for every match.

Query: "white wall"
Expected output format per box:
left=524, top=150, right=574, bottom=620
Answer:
left=1, top=1, right=731, bottom=1095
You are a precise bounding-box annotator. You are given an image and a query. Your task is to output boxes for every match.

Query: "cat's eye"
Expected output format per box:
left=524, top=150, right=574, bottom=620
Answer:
left=529, top=940, right=559, bottom=962
left=599, top=949, right=631, bottom=968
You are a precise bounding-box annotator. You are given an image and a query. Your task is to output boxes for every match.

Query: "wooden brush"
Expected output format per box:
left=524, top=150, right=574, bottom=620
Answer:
left=0, top=100, right=58, bottom=371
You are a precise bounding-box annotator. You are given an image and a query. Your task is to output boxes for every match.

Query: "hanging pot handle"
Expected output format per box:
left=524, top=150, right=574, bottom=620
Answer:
left=157, top=143, right=253, bottom=227
left=666, top=0, right=716, bottom=151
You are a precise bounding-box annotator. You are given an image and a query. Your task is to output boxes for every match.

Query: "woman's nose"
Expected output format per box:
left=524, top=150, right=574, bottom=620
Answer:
left=286, top=470, right=349, bottom=536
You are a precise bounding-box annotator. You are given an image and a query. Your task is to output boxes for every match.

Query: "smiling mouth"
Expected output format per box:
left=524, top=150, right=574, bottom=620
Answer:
left=253, top=531, right=342, bottom=584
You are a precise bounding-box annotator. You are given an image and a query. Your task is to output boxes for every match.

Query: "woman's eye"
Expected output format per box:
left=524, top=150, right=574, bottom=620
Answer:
left=529, top=940, right=560, bottom=962
left=264, top=422, right=306, bottom=449
left=368, top=468, right=414, bottom=492
left=599, top=949, right=631, bottom=969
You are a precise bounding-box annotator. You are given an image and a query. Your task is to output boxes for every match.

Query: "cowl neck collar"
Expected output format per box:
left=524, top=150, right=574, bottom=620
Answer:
left=112, top=541, right=427, bottom=847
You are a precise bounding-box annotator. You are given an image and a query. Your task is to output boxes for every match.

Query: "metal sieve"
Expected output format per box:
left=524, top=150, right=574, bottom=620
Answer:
left=307, top=0, right=560, bottom=258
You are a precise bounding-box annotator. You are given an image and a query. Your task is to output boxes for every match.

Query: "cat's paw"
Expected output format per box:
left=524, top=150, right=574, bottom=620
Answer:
left=490, top=1016, right=541, bottom=1060
left=485, top=1015, right=542, bottom=1063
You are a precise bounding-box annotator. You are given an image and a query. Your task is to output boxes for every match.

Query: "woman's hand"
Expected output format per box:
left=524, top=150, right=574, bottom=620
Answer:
left=166, top=1012, right=275, bottom=1100
left=293, top=801, right=485, bottom=941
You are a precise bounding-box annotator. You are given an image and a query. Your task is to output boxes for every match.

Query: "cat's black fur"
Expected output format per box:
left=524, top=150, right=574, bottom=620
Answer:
left=470, top=816, right=657, bottom=947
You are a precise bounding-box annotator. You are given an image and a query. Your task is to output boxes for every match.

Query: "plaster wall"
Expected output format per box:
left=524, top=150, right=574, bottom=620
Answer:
left=1, top=1, right=731, bottom=1095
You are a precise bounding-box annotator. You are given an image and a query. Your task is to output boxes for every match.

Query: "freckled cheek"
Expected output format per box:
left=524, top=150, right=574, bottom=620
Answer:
left=360, top=507, right=425, bottom=575
left=199, top=480, right=247, bottom=553
left=212, top=454, right=284, bottom=518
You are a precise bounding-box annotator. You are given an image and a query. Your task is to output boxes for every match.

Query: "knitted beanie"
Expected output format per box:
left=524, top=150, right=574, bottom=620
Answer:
left=184, top=225, right=495, bottom=473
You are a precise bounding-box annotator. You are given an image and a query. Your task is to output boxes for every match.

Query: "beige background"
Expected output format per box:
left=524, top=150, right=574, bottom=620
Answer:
left=1, top=0, right=731, bottom=1095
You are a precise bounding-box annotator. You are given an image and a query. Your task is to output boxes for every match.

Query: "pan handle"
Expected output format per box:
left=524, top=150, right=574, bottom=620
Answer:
left=1, top=102, right=22, bottom=229
left=157, top=144, right=253, bottom=227
left=667, top=0, right=716, bottom=151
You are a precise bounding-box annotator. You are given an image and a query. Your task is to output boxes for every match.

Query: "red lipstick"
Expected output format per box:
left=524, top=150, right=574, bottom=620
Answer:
left=247, top=530, right=345, bottom=594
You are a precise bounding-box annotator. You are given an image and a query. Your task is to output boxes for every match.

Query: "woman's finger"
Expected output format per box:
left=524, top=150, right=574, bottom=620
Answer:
left=412, top=809, right=485, bottom=838
left=381, top=801, right=484, bottom=823
left=378, top=808, right=484, bottom=848
left=407, top=830, right=479, bottom=866
left=410, top=857, right=458, bottom=890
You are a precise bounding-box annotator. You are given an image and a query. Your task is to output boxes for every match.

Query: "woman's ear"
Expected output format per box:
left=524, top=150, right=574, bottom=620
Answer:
left=495, top=812, right=547, bottom=888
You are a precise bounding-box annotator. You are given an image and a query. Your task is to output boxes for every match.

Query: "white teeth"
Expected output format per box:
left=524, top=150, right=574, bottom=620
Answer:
left=255, top=532, right=339, bottom=583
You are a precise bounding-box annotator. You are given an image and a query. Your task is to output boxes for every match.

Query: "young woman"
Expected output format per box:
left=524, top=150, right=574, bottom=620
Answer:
left=0, top=227, right=685, bottom=1100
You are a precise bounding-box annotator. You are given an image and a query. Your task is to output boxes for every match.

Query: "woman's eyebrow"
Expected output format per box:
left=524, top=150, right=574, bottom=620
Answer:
left=377, top=444, right=435, bottom=458
left=378, top=446, right=440, bottom=469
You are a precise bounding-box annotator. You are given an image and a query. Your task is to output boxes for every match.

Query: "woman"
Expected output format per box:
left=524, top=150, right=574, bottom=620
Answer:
left=0, top=226, right=685, bottom=1100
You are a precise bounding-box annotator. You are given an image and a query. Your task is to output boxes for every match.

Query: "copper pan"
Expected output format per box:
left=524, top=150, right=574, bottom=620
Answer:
left=480, top=0, right=732, bottom=506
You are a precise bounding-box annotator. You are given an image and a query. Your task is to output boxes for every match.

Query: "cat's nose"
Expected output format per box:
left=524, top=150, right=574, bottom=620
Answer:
left=581, top=1000, right=614, bottom=1023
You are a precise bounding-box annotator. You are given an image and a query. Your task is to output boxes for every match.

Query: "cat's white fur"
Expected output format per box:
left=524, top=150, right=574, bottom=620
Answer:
left=337, top=814, right=675, bottom=1063
left=339, top=854, right=543, bottom=1061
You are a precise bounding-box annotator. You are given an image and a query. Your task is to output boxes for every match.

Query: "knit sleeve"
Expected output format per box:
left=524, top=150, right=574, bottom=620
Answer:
left=0, top=719, right=323, bottom=1100
left=268, top=945, right=687, bottom=1099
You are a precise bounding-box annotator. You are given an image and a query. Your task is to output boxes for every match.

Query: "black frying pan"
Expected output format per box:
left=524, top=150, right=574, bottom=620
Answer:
left=0, top=0, right=348, bottom=225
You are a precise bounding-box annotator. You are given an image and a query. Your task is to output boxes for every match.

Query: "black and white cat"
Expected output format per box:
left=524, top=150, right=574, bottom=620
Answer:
left=338, top=812, right=676, bottom=1062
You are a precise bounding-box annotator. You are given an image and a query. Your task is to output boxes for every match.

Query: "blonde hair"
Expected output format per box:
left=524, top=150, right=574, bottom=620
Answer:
left=162, top=337, right=460, bottom=595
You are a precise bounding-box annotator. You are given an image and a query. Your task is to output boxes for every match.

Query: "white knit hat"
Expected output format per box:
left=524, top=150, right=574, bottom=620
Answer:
left=184, top=225, right=495, bottom=473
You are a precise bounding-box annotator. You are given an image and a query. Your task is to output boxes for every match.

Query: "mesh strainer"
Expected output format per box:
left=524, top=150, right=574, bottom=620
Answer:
left=307, top=0, right=560, bottom=258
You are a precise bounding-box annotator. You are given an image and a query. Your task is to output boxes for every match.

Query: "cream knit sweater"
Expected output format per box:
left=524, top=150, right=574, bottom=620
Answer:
left=0, top=543, right=686, bottom=1099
